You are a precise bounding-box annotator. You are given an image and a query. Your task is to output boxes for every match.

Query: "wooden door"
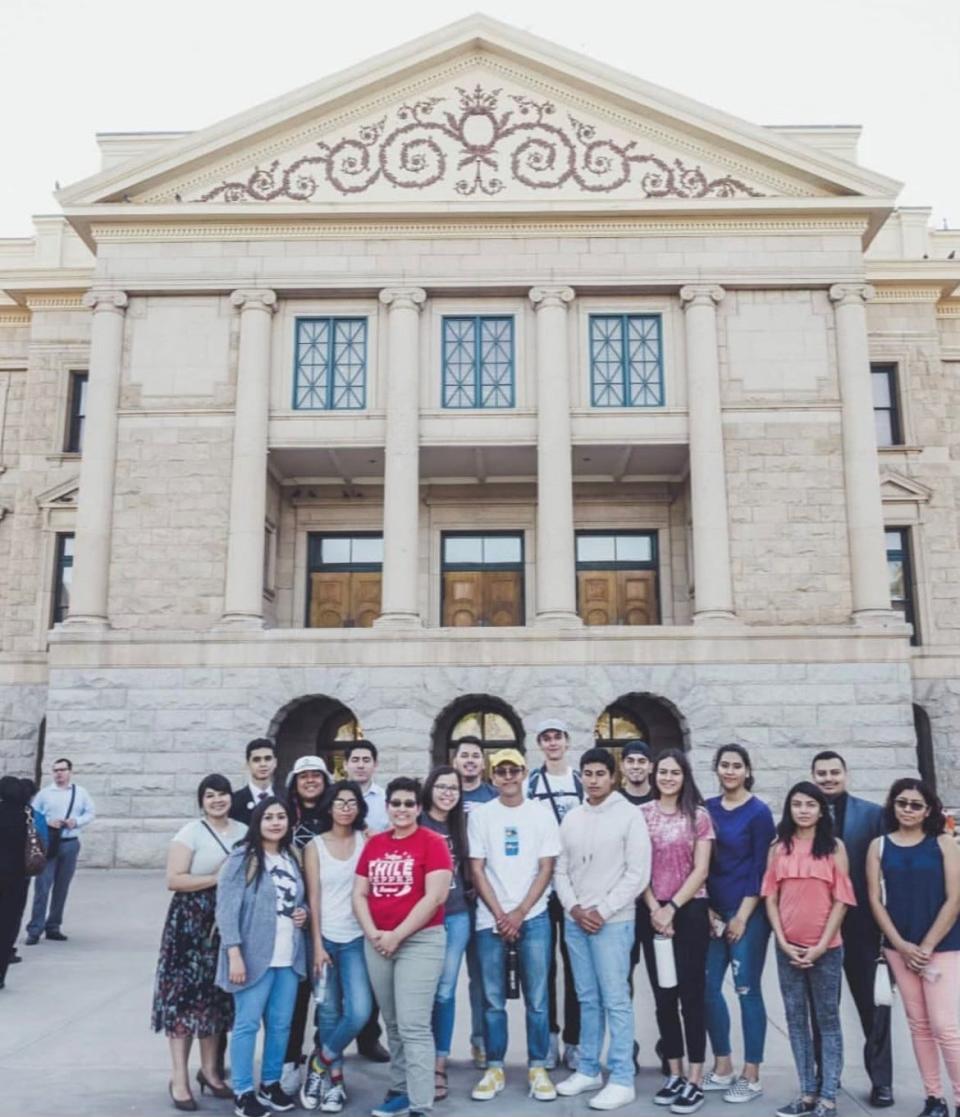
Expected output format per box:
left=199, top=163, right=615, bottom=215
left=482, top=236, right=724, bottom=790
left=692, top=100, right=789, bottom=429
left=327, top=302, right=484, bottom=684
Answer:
left=443, top=571, right=483, bottom=626
left=577, top=570, right=617, bottom=625
left=484, top=571, right=523, bottom=626
left=619, top=571, right=658, bottom=625
left=309, top=572, right=350, bottom=628
left=350, top=573, right=382, bottom=627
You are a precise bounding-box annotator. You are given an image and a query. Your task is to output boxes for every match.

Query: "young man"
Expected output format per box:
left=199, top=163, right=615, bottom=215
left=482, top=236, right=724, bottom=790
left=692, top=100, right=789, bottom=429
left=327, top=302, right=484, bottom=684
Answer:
left=811, top=750, right=893, bottom=1108
left=453, top=736, right=498, bottom=1069
left=620, top=740, right=655, bottom=805
left=555, top=748, right=651, bottom=1111
left=345, top=740, right=388, bottom=833
left=526, top=718, right=582, bottom=1070
left=469, top=747, right=561, bottom=1103
left=26, top=758, right=95, bottom=944
left=230, top=738, right=280, bottom=824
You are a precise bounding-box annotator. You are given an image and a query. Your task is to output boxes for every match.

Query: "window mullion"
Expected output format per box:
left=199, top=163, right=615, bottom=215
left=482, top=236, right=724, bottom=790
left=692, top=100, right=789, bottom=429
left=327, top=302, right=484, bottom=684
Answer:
left=620, top=315, right=630, bottom=406
left=473, top=317, right=482, bottom=408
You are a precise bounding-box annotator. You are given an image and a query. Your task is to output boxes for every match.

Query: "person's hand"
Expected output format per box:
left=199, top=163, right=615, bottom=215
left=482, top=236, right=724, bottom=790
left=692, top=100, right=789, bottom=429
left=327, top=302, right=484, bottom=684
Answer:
left=292, top=906, right=308, bottom=929
left=651, top=904, right=675, bottom=936
left=228, top=952, right=247, bottom=985
left=779, top=940, right=808, bottom=967
left=312, top=943, right=332, bottom=977
left=64, top=818, right=77, bottom=830
left=803, top=944, right=824, bottom=966
left=726, top=916, right=746, bottom=943
left=375, top=930, right=400, bottom=957
left=49, top=818, right=64, bottom=830
left=580, top=907, right=605, bottom=934
left=497, top=909, right=525, bottom=942
left=570, top=905, right=591, bottom=931
left=908, top=944, right=931, bottom=972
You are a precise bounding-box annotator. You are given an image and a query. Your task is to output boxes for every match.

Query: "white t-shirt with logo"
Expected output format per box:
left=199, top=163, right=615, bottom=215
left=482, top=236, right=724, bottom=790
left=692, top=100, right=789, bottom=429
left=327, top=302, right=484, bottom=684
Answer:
left=468, top=798, right=561, bottom=932
left=265, top=852, right=298, bottom=967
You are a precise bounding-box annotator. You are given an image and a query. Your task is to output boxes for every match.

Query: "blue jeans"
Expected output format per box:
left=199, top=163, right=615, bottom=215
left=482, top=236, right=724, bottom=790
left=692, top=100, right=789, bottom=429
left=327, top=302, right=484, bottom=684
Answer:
left=316, top=935, right=372, bottom=1068
left=776, top=944, right=844, bottom=1102
left=705, top=906, right=771, bottom=1065
left=466, top=912, right=485, bottom=1047
left=232, top=966, right=300, bottom=1096
left=476, top=910, right=551, bottom=1067
left=432, top=910, right=471, bottom=1058
left=27, top=838, right=80, bottom=937
left=565, top=917, right=635, bottom=1086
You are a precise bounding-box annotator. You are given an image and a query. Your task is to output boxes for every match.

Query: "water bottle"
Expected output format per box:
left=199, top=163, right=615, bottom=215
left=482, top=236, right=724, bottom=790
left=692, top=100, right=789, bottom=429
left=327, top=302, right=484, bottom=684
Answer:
left=505, top=942, right=520, bottom=999
left=314, top=964, right=328, bottom=1006
left=654, top=934, right=677, bottom=989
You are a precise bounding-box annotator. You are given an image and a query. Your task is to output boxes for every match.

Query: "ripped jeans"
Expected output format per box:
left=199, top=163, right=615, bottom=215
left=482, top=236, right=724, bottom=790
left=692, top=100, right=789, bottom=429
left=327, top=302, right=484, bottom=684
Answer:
left=704, top=906, right=770, bottom=1065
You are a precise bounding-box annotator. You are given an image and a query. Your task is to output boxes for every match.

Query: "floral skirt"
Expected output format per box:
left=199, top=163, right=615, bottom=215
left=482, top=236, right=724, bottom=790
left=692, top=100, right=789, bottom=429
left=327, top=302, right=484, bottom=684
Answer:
left=150, top=887, right=233, bottom=1038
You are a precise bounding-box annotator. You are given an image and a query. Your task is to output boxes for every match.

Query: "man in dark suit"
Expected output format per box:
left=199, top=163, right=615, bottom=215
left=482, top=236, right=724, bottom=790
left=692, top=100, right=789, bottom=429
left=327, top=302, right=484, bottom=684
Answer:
left=229, top=738, right=280, bottom=825
left=811, top=750, right=892, bottom=1108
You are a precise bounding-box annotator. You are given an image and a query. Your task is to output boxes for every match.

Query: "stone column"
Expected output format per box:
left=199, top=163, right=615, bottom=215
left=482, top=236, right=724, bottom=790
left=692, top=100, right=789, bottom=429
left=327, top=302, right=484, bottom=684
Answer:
left=680, top=284, right=736, bottom=623
left=221, top=288, right=276, bottom=628
left=374, top=287, right=426, bottom=629
left=64, top=289, right=128, bottom=629
left=530, top=285, right=581, bottom=627
left=830, top=283, right=894, bottom=622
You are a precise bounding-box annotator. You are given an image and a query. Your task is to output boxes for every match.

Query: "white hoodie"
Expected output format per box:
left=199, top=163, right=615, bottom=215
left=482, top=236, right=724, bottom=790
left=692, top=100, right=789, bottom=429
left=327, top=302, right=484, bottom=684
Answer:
left=554, top=792, right=651, bottom=923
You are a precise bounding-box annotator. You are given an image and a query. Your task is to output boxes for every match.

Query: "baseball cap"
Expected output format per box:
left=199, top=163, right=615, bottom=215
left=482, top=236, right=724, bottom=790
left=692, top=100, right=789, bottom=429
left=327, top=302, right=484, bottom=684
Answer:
left=488, top=748, right=527, bottom=771
left=534, top=718, right=570, bottom=739
left=621, top=740, right=651, bottom=760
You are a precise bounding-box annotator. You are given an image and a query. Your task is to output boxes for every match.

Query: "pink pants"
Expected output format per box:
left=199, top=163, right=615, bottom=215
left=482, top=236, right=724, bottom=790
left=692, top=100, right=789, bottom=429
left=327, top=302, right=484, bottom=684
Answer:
left=885, top=948, right=960, bottom=1102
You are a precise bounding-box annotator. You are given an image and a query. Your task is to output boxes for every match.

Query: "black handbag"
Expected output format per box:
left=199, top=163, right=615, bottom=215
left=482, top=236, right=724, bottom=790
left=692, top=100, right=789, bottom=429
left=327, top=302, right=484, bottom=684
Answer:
left=24, top=808, right=47, bottom=876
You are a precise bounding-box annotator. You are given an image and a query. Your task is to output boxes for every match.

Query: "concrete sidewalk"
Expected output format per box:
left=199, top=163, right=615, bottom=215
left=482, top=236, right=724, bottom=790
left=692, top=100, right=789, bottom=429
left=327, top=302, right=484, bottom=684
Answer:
left=0, top=871, right=924, bottom=1116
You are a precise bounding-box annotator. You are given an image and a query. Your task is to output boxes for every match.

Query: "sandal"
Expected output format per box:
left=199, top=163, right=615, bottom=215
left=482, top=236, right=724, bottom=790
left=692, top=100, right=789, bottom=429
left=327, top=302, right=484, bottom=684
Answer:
left=434, top=1069, right=449, bottom=1101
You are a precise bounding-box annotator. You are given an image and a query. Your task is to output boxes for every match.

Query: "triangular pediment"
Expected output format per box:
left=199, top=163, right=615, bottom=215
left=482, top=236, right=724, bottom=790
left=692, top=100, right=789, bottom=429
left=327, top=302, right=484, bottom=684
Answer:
left=36, top=477, right=79, bottom=508
left=58, top=16, right=900, bottom=217
left=880, top=471, right=933, bottom=504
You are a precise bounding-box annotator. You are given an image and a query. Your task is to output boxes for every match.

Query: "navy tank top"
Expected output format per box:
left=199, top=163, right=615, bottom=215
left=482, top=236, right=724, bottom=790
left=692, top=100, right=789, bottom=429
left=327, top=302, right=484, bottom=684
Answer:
left=881, top=833, right=960, bottom=952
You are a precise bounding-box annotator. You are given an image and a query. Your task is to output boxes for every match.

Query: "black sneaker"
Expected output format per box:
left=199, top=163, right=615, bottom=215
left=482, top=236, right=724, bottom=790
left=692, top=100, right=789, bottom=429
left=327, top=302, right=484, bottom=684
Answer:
left=776, top=1100, right=817, bottom=1117
left=654, top=1076, right=687, bottom=1106
left=920, top=1100, right=948, bottom=1117
left=257, top=1082, right=296, bottom=1112
left=671, top=1082, right=705, bottom=1114
left=235, top=1093, right=270, bottom=1117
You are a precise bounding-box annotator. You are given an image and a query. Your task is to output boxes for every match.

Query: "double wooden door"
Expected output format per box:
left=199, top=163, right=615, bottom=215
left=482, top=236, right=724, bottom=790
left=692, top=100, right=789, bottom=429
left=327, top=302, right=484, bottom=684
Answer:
left=308, top=572, right=382, bottom=628
left=441, top=570, right=523, bottom=627
left=576, top=569, right=658, bottom=626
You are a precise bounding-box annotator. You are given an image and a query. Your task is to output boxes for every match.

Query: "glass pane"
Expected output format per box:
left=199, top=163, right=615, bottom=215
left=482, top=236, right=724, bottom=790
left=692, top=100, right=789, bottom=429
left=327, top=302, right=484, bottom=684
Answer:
left=593, top=712, right=612, bottom=739
left=888, top=559, right=905, bottom=600
left=872, top=371, right=892, bottom=407
left=295, top=319, right=331, bottom=410
left=885, top=530, right=903, bottom=552
left=611, top=715, right=643, bottom=740
left=352, top=537, right=383, bottom=564
left=482, top=713, right=516, bottom=741
left=615, top=535, right=652, bottom=563
left=334, top=716, right=363, bottom=741
left=452, top=713, right=483, bottom=739
left=62, top=536, right=75, bottom=560
left=577, top=535, right=616, bottom=563
left=482, top=535, right=521, bottom=564
left=445, top=536, right=483, bottom=564
left=321, top=537, right=351, bottom=565
left=590, top=316, right=625, bottom=407
left=874, top=410, right=893, bottom=447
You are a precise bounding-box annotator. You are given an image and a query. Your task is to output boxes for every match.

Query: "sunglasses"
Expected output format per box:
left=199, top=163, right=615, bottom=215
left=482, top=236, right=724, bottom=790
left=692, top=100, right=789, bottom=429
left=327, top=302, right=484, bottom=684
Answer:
left=389, top=799, right=418, bottom=809
left=493, top=765, right=523, bottom=778
left=894, top=798, right=927, bottom=812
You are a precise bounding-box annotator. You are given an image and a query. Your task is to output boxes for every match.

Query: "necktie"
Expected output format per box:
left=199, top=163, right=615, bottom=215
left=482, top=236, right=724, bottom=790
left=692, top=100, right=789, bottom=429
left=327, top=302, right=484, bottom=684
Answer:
left=258, top=791, right=267, bottom=801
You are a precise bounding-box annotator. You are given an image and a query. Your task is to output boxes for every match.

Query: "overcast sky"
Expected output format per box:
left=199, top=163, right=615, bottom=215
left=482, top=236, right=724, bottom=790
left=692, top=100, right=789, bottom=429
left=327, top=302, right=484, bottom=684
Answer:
left=1, top=0, right=957, bottom=238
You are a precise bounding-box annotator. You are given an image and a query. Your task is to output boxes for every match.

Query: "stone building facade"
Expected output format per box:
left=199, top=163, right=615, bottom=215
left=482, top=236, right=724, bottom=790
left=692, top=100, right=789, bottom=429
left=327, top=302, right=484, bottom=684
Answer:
left=1, top=17, right=958, bottom=865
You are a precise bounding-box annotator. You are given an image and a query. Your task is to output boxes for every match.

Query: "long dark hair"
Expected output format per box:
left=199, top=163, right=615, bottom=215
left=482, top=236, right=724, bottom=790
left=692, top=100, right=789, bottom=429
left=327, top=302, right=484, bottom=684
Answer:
left=422, top=766, right=469, bottom=880
left=883, top=777, right=946, bottom=837
left=317, top=779, right=368, bottom=834
left=238, top=796, right=296, bottom=884
left=651, top=748, right=704, bottom=829
left=712, top=743, right=755, bottom=791
left=777, top=780, right=836, bottom=859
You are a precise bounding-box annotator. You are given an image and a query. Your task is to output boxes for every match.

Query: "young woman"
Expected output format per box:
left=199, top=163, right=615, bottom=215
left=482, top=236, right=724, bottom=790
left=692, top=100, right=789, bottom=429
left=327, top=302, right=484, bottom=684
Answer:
left=640, top=748, right=715, bottom=1115
left=152, top=774, right=247, bottom=1110
left=299, top=780, right=372, bottom=1114
left=216, top=796, right=309, bottom=1117
left=420, top=766, right=472, bottom=1102
left=703, top=745, right=776, bottom=1103
left=354, top=777, right=453, bottom=1117
left=762, top=781, right=855, bottom=1117
left=867, top=779, right=960, bottom=1117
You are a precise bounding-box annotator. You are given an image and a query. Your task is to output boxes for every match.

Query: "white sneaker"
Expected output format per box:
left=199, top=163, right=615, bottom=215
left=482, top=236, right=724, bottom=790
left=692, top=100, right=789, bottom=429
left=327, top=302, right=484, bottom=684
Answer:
left=703, top=1072, right=737, bottom=1092
left=545, top=1033, right=560, bottom=1071
left=724, top=1078, right=763, bottom=1104
left=557, top=1072, right=604, bottom=1097
left=590, top=1084, right=637, bottom=1111
left=280, top=1061, right=302, bottom=1096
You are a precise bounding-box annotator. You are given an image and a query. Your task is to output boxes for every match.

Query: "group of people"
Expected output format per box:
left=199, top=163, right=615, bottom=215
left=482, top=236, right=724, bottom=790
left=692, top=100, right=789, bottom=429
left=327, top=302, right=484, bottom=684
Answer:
left=5, top=725, right=960, bottom=1117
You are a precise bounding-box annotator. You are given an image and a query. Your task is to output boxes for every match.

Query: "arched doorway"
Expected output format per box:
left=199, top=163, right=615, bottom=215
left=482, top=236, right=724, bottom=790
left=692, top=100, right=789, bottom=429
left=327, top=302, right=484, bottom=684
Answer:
left=270, top=695, right=364, bottom=782
left=914, top=704, right=935, bottom=789
left=594, top=692, right=687, bottom=763
left=431, top=694, right=525, bottom=767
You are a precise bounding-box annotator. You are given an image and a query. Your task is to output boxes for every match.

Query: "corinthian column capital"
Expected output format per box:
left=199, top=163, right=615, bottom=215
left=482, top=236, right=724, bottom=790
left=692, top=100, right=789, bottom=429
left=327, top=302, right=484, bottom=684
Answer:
left=529, top=286, right=575, bottom=311
left=82, top=289, right=128, bottom=314
left=679, top=284, right=725, bottom=310
left=829, top=283, right=876, bottom=308
left=230, top=288, right=277, bottom=313
left=379, top=287, right=426, bottom=312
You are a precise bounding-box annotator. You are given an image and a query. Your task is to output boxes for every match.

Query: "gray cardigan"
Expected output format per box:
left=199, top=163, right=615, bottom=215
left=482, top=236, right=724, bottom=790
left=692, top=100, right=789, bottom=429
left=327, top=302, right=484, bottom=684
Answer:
left=215, top=847, right=307, bottom=993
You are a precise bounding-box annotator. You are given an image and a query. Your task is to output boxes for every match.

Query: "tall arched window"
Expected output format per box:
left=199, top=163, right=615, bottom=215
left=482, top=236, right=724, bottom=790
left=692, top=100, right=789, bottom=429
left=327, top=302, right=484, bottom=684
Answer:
left=271, top=695, right=364, bottom=781
left=431, top=694, right=525, bottom=767
left=594, top=692, right=687, bottom=763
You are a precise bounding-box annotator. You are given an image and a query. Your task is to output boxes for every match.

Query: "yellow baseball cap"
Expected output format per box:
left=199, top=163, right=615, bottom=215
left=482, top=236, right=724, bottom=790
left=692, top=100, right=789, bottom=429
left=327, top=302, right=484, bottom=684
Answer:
left=488, top=748, right=526, bottom=770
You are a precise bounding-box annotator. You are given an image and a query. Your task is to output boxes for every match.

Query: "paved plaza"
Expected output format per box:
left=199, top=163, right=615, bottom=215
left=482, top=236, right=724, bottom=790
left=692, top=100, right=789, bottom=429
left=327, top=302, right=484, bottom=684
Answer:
left=0, top=870, right=924, bottom=1117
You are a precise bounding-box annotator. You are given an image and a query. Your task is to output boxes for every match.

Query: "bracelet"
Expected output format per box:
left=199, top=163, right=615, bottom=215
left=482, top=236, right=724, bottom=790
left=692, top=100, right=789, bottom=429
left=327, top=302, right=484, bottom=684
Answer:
left=667, top=899, right=680, bottom=912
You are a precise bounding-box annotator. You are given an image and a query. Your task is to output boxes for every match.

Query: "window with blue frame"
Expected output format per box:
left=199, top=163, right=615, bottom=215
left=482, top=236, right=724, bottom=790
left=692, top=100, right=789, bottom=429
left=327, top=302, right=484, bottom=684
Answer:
left=442, top=316, right=515, bottom=408
left=589, top=314, right=664, bottom=407
left=294, top=318, right=367, bottom=410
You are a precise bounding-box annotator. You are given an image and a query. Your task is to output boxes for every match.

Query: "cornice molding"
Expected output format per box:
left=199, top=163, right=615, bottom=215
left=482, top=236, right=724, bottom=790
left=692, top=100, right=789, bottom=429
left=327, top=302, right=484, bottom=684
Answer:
left=936, top=304, right=960, bottom=317
left=0, top=310, right=30, bottom=326
left=23, top=294, right=87, bottom=310
left=870, top=286, right=943, bottom=303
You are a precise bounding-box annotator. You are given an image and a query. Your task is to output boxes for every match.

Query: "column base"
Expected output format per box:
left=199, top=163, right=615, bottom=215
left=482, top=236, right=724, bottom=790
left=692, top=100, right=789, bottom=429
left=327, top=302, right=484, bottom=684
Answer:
left=59, top=615, right=110, bottom=634
left=850, top=608, right=904, bottom=629
left=534, top=610, right=583, bottom=629
left=693, top=609, right=739, bottom=627
left=214, top=614, right=266, bottom=633
left=372, top=612, right=422, bottom=630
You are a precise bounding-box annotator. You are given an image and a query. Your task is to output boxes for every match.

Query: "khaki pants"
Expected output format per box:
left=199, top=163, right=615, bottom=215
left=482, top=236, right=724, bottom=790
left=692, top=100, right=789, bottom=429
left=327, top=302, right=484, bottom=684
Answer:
left=364, top=926, right=446, bottom=1111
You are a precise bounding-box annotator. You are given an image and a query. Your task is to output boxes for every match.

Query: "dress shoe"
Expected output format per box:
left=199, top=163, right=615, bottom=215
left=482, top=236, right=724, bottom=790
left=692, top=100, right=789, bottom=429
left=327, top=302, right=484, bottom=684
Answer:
left=358, top=1040, right=390, bottom=1063
left=196, top=1070, right=233, bottom=1099
left=870, top=1086, right=895, bottom=1108
left=168, top=1082, right=198, bottom=1112
left=25, top=935, right=39, bottom=946
left=8, top=949, right=21, bottom=964
left=45, top=930, right=68, bottom=941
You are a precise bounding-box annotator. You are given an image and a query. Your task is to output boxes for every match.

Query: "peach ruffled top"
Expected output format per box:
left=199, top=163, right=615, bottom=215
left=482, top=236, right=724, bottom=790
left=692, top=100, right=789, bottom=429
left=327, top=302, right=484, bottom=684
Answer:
left=761, top=837, right=857, bottom=948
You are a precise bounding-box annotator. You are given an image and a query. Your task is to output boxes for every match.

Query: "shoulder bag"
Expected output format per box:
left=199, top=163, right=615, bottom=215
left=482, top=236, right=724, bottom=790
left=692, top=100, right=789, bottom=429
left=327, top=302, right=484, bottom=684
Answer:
left=44, top=786, right=76, bottom=860
left=24, top=807, right=47, bottom=876
left=873, top=835, right=894, bottom=1007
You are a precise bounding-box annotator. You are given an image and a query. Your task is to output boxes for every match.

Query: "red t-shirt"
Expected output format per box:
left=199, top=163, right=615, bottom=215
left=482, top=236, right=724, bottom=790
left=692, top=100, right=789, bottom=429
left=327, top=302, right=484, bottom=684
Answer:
left=356, top=826, right=453, bottom=931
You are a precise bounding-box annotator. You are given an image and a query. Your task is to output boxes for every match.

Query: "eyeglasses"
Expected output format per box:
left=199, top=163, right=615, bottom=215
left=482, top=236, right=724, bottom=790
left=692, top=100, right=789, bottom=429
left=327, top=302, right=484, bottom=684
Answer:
left=389, top=799, right=418, bottom=809
left=433, top=783, right=459, bottom=794
left=493, top=765, right=523, bottom=778
left=52, top=767, right=70, bottom=773
left=894, top=798, right=927, bottom=812
left=332, top=798, right=358, bottom=809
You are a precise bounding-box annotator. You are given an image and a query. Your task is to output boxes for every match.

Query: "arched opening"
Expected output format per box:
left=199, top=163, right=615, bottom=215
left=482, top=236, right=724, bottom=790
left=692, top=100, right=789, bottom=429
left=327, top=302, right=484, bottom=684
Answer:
left=594, top=692, right=687, bottom=765
left=270, top=695, right=364, bottom=783
left=34, top=717, right=46, bottom=787
left=914, top=703, right=936, bottom=790
left=431, top=694, right=526, bottom=768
